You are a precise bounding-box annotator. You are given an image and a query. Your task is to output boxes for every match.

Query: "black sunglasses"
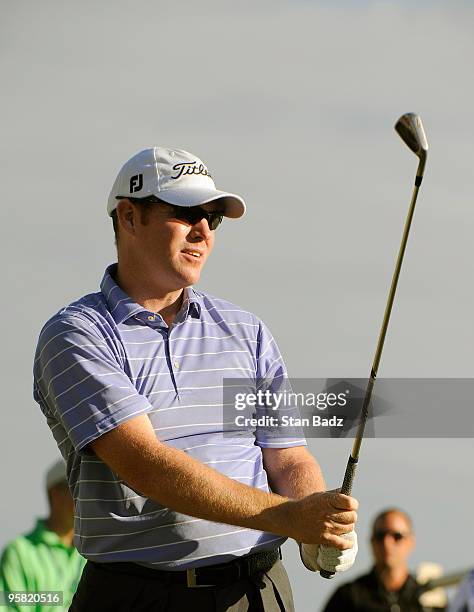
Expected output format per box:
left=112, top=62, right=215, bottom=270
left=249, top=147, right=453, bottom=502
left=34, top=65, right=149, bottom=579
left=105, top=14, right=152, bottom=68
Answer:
left=170, top=205, right=224, bottom=231
left=373, top=530, right=408, bottom=543
left=124, top=196, right=224, bottom=231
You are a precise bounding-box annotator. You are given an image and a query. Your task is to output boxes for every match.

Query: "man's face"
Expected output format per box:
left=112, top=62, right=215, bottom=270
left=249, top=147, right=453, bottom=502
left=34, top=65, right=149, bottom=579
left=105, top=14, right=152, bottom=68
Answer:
left=371, top=512, right=415, bottom=570
left=49, top=481, right=74, bottom=528
left=123, top=200, right=220, bottom=291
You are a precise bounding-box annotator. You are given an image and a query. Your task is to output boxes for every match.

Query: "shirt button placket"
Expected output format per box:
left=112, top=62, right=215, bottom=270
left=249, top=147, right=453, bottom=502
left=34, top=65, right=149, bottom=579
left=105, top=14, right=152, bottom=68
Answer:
left=165, top=329, right=180, bottom=395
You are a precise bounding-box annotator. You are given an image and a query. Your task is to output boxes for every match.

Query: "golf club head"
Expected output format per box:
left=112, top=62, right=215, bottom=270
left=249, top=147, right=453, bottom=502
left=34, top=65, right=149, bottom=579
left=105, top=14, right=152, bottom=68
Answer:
left=395, top=113, right=428, bottom=179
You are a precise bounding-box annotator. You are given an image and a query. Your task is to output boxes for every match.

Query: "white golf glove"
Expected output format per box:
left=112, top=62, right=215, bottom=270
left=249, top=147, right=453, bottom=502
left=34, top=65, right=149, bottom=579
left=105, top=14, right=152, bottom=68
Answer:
left=299, top=531, right=358, bottom=573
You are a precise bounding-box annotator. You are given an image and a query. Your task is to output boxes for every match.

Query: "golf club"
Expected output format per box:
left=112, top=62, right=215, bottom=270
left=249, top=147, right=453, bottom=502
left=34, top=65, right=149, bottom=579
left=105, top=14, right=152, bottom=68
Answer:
left=320, top=113, right=429, bottom=579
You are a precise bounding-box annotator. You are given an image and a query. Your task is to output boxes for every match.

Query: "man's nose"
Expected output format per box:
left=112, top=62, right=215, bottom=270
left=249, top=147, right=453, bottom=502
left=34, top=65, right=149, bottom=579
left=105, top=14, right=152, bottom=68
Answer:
left=381, top=534, right=396, bottom=549
left=189, top=217, right=212, bottom=240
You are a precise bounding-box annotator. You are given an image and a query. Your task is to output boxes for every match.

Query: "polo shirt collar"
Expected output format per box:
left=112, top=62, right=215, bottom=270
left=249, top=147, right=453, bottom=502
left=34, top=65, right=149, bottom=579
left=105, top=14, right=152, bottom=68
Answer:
left=101, top=264, right=145, bottom=324
left=101, top=264, right=202, bottom=325
left=182, top=287, right=202, bottom=320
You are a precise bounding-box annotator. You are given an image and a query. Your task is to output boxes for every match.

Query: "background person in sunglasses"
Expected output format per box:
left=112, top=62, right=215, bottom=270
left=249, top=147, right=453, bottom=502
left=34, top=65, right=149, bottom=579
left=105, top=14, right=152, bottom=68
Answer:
left=33, top=147, right=358, bottom=612
left=322, top=507, right=446, bottom=612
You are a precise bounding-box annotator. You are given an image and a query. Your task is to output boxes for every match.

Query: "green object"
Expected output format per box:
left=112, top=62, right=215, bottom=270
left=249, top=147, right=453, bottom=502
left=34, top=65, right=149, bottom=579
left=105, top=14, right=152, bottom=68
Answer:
left=0, top=519, right=86, bottom=611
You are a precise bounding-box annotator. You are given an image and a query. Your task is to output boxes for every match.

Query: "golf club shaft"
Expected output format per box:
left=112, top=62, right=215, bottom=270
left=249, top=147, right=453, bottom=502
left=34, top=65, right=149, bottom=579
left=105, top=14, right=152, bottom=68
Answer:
left=347, top=157, right=424, bottom=474
left=320, top=157, right=425, bottom=579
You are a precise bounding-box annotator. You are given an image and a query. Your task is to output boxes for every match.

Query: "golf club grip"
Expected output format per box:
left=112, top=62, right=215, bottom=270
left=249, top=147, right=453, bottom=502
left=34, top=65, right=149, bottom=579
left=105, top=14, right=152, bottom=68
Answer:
left=341, top=454, right=358, bottom=495
left=320, top=456, right=358, bottom=580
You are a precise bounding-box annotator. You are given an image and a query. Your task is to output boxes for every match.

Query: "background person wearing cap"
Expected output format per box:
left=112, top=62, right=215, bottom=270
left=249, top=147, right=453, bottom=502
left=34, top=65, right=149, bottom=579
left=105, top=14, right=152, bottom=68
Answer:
left=0, top=460, right=86, bottom=611
left=33, top=147, right=358, bottom=611
left=322, top=507, right=446, bottom=612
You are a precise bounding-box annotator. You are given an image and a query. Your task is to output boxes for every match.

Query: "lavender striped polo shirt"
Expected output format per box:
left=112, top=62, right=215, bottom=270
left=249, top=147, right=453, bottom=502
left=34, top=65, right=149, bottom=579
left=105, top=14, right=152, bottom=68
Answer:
left=33, top=264, right=306, bottom=569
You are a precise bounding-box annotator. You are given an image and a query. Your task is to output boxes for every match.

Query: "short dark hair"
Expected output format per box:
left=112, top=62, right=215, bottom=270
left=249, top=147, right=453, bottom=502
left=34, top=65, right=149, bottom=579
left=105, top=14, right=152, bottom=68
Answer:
left=111, top=197, right=164, bottom=244
left=111, top=209, right=119, bottom=243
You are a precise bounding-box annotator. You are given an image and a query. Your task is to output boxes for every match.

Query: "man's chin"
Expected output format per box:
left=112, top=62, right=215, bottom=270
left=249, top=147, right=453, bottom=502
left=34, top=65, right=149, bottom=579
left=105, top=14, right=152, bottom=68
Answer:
left=176, top=270, right=201, bottom=288
left=379, top=558, right=399, bottom=570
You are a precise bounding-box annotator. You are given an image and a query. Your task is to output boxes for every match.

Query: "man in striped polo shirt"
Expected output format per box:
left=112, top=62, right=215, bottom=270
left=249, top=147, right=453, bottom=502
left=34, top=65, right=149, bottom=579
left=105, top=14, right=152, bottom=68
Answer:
left=33, top=147, right=359, bottom=611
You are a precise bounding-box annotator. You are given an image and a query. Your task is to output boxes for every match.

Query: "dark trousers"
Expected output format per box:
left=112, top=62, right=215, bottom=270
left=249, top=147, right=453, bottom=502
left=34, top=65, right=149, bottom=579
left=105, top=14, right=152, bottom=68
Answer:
left=69, top=559, right=294, bottom=612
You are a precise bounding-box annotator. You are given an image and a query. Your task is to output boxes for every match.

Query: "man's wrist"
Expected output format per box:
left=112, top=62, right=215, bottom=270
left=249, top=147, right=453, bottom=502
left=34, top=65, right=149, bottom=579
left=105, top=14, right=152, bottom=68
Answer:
left=247, top=493, right=294, bottom=538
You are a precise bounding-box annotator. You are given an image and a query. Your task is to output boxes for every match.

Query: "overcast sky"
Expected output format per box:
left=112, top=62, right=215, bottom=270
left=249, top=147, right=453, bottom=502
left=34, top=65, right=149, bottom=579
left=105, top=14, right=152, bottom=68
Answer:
left=1, top=1, right=473, bottom=610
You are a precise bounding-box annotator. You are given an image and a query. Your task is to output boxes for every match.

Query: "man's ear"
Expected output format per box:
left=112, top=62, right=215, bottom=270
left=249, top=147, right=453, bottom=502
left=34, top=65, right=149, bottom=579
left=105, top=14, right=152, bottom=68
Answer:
left=116, top=199, right=137, bottom=236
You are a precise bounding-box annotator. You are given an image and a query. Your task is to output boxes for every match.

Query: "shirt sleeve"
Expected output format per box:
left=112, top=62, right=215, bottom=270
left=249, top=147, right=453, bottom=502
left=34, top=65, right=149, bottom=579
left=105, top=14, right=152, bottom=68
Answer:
left=33, top=314, right=152, bottom=452
left=0, top=543, right=30, bottom=612
left=254, top=320, right=307, bottom=449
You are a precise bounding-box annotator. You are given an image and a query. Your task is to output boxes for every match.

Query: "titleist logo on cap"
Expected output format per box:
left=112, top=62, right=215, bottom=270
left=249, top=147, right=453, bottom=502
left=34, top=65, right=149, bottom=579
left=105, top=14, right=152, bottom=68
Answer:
left=171, top=162, right=212, bottom=180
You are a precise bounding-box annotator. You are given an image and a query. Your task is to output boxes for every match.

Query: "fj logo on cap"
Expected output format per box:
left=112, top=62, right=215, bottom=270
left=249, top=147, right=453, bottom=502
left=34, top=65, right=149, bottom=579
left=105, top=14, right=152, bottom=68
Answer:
left=171, top=162, right=212, bottom=180
left=130, top=174, right=143, bottom=193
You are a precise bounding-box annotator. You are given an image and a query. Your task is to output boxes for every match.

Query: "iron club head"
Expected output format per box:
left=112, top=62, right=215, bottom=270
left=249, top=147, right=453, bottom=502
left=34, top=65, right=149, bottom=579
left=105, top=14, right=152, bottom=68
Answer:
left=395, top=113, right=428, bottom=180
left=394, top=113, right=428, bottom=157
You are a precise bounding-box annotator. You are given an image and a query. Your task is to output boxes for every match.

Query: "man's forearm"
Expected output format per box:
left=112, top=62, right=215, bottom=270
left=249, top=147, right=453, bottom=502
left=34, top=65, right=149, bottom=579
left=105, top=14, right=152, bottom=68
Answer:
left=263, top=447, right=326, bottom=499
left=91, top=417, right=298, bottom=540
left=138, top=443, right=294, bottom=535
left=268, top=459, right=326, bottom=499
left=91, top=416, right=355, bottom=547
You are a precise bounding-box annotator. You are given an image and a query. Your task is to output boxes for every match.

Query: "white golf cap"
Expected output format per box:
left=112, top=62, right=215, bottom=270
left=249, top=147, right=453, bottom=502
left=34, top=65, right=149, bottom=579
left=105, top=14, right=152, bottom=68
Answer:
left=45, top=459, right=67, bottom=490
left=107, top=147, right=246, bottom=219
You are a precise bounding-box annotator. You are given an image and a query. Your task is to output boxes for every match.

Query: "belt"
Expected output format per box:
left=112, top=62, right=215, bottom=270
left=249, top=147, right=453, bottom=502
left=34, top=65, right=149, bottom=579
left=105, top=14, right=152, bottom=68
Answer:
left=90, top=548, right=281, bottom=588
